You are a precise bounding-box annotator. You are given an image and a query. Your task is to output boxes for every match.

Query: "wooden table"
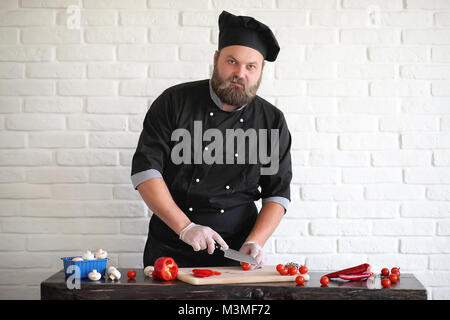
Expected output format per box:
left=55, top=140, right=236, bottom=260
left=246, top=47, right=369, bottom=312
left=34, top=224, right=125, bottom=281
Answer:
left=40, top=268, right=427, bottom=300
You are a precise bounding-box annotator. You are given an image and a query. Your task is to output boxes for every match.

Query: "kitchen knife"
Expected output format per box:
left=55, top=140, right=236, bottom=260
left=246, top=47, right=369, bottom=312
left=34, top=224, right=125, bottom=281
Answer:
left=215, top=244, right=258, bottom=265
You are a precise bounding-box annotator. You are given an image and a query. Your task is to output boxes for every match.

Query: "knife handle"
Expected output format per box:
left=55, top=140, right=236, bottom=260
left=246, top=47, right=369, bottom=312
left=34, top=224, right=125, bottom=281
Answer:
left=214, top=243, right=224, bottom=251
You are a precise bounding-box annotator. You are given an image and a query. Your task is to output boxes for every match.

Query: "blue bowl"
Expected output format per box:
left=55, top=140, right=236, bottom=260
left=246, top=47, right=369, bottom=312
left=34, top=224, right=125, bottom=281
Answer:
left=61, top=256, right=109, bottom=279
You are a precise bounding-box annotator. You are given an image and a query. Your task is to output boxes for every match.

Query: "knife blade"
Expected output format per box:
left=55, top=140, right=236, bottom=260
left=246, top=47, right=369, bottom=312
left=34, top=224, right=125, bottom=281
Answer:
left=215, top=244, right=258, bottom=265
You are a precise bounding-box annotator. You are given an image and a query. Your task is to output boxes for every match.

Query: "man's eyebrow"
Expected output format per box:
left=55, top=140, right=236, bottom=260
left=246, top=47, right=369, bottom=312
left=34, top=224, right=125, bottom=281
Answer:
left=226, top=55, right=259, bottom=65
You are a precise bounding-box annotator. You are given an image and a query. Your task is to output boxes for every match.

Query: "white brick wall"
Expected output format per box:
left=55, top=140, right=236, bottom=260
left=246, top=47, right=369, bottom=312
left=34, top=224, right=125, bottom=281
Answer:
left=0, top=0, right=449, bottom=300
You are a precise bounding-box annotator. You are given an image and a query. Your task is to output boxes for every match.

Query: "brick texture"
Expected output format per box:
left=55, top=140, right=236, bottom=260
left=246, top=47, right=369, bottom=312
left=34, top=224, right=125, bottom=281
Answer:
left=0, top=0, right=449, bottom=300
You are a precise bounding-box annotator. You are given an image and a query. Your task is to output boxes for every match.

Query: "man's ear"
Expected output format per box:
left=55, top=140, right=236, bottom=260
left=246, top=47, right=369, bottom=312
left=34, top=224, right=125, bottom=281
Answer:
left=214, top=50, right=219, bottom=66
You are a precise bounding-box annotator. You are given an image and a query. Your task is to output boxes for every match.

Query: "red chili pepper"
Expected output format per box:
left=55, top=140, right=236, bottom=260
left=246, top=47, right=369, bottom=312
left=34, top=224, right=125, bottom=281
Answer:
left=152, top=257, right=178, bottom=281
left=338, top=272, right=373, bottom=281
left=324, top=263, right=370, bottom=279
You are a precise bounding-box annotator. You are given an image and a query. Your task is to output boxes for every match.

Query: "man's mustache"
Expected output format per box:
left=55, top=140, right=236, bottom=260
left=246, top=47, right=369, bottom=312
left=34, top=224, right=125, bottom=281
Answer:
left=219, top=76, right=246, bottom=88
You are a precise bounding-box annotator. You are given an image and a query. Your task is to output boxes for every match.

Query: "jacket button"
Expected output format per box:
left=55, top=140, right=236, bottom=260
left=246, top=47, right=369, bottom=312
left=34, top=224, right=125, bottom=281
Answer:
left=225, top=185, right=230, bottom=190
left=220, top=209, right=224, bottom=214
left=195, top=178, right=200, bottom=183
left=210, top=112, right=214, bottom=116
left=188, top=207, right=193, bottom=212
left=240, top=118, right=244, bottom=122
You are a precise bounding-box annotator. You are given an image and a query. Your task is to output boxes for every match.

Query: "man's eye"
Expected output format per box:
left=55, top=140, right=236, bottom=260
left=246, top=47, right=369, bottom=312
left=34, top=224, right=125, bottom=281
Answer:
left=228, top=60, right=235, bottom=64
left=248, top=65, right=256, bottom=70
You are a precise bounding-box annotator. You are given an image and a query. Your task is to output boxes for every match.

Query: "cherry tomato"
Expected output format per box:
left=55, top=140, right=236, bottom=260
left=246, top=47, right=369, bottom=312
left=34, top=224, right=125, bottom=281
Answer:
left=320, top=276, right=329, bottom=286
left=389, top=274, right=399, bottom=284
left=279, top=267, right=289, bottom=275
left=295, top=275, right=305, bottom=285
left=381, top=278, right=391, bottom=288
left=392, top=270, right=400, bottom=278
left=276, top=264, right=285, bottom=273
left=288, top=266, right=298, bottom=275
left=127, top=270, right=136, bottom=279
left=381, top=268, right=390, bottom=277
left=391, top=267, right=399, bottom=274
left=299, top=265, right=308, bottom=274
left=241, top=262, right=251, bottom=271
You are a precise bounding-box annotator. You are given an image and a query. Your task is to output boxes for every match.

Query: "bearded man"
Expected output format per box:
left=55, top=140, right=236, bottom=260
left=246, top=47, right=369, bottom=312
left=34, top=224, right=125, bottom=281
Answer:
left=131, top=11, right=292, bottom=268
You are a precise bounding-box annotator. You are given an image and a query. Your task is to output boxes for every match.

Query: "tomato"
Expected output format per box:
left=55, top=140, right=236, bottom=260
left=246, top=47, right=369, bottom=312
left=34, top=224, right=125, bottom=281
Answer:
left=279, top=267, right=289, bottom=275
left=127, top=270, right=136, bottom=279
left=381, top=268, right=389, bottom=277
left=288, top=266, right=298, bottom=275
left=299, top=265, right=308, bottom=274
left=392, top=270, right=400, bottom=278
left=241, top=262, right=251, bottom=271
left=276, top=264, right=285, bottom=273
left=391, top=267, right=399, bottom=274
left=320, top=276, right=329, bottom=286
left=295, top=275, right=305, bottom=285
left=389, top=274, right=399, bottom=283
left=381, top=278, right=391, bottom=288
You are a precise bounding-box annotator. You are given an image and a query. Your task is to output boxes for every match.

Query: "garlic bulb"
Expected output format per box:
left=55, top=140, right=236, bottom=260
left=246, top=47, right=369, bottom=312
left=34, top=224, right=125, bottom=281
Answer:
left=88, top=269, right=101, bottom=281
left=82, top=250, right=95, bottom=260
left=72, top=257, right=83, bottom=261
left=94, top=248, right=107, bottom=259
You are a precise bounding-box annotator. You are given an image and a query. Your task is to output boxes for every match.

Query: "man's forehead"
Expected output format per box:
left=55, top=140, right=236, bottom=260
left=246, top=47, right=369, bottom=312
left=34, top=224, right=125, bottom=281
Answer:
left=220, top=45, right=264, bottom=64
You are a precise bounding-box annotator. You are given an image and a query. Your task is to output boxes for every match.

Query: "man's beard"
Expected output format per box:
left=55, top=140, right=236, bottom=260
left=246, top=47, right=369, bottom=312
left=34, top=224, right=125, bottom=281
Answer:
left=210, top=65, right=262, bottom=107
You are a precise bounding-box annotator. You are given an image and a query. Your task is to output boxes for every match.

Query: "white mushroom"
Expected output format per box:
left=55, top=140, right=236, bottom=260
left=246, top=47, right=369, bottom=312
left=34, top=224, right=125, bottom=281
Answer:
left=82, top=250, right=95, bottom=260
left=88, top=269, right=101, bottom=281
left=143, top=266, right=154, bottom=277
left=72, top=257, right=83, bottom=261
left=106, top=266, right=121, bottom=281
left=94, top=248, right=108, bottom=259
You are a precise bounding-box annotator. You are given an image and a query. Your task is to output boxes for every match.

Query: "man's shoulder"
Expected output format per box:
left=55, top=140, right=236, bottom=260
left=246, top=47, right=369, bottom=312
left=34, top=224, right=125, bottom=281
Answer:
left=253, top=95, right=285, bottom=118
left=163, top=79, right=209, bottom=96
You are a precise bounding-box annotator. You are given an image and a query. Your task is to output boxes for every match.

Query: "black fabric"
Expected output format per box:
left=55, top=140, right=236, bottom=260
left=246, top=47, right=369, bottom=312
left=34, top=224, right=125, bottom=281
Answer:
left=132, top=79, right=292, bottom=213
left=218, top=10, right=280, bottom=62
left=132, top=79, right=293, bottom=267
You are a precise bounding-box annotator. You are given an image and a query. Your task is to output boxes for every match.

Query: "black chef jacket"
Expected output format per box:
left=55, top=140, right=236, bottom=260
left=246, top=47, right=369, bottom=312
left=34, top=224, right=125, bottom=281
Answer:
left=131, top=79, right=292, bottom=267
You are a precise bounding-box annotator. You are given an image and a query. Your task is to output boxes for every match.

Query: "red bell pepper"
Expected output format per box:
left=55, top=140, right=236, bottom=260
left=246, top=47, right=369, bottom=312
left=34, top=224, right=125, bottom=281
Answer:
left=152, top=257, right=178, bottom=281
left=324, top=263, right=370, bottom=279
left=338, top=272, right=373, bottom=281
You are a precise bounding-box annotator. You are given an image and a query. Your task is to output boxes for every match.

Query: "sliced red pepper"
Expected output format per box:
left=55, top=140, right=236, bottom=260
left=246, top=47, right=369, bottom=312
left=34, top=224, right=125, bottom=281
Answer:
left=339, top=272, right=373, bottom=281
left=192, top=269, right=221, bottom=277
left=152, top=257, right=178, bottom=281
left=193, top=273, right=212, bottom=278
left=324, top=263, right=370, bottom=279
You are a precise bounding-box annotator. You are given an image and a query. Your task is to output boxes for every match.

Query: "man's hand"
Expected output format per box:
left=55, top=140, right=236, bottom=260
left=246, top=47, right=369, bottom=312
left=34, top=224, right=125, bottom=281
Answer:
left=239, top=241, right=266, bottom=270
left=179, top=222, right=229, bottom=254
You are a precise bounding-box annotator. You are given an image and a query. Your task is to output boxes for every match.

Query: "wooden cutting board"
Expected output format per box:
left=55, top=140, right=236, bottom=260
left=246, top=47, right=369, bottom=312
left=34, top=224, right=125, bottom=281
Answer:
left=176, top=265, right=310, bottom=285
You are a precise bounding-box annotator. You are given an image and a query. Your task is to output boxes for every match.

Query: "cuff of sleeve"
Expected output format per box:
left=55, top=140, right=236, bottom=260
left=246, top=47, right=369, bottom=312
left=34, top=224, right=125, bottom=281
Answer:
left=262, top=196, right=290, bottom=213
left=131, top=169, right=163, bottom=189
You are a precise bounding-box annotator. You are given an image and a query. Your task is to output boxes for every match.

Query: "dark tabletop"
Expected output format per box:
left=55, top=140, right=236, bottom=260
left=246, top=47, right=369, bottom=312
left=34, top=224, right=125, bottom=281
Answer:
left=40, top=268, right=427, bottom=300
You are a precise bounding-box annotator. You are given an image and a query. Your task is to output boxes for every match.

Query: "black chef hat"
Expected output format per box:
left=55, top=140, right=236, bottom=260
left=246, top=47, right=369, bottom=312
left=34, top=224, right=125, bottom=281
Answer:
left=218, top=11, right=280, bottom=62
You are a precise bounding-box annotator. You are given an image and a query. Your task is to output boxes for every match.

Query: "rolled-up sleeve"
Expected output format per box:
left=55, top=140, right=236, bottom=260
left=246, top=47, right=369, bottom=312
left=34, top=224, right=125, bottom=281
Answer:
left=131, top=90, right=173, bottom=189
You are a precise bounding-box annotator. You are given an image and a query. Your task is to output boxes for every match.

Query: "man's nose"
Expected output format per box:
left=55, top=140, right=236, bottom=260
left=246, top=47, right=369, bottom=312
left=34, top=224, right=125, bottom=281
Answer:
left=233, top=65, right=246, bottom=80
